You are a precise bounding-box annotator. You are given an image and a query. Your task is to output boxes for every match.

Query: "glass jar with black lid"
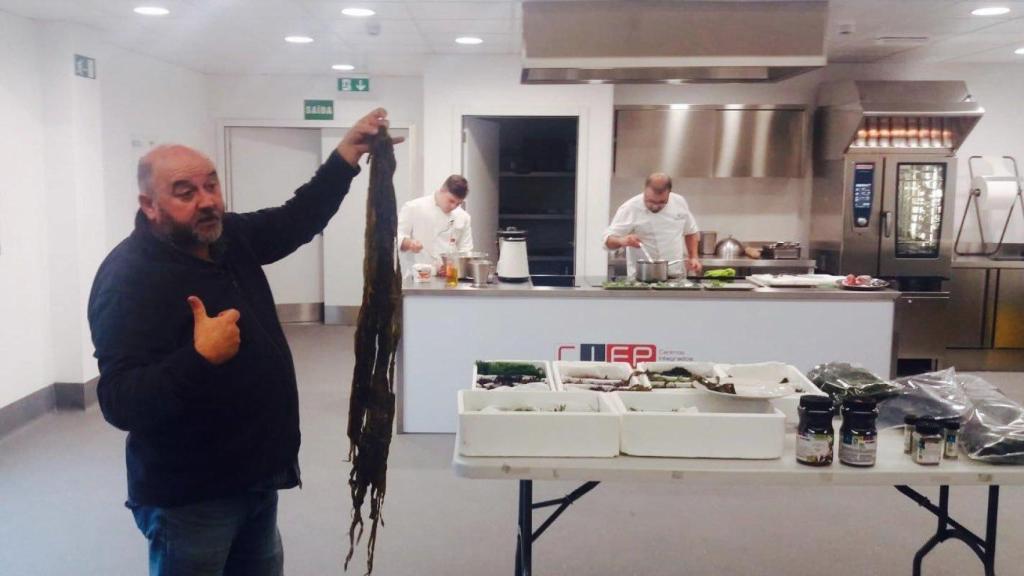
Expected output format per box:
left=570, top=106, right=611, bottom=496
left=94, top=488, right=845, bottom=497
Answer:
left=839, top=397, right=878, bottom=467
left=797, top=395, right=835, bottom=466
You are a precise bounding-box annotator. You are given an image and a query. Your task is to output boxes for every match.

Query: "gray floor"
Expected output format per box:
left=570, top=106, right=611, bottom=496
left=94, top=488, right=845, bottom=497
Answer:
left=2, top=324, right=1023, bottom=576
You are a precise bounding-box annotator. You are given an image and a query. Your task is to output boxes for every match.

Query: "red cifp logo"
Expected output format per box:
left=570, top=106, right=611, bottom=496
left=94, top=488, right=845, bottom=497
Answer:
left=556, top=343, right=657, bottom=366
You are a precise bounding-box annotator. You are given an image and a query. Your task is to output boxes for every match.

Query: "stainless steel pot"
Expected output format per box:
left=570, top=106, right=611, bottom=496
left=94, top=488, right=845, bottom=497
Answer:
left=636, top=259, right=682, bottom=283
left=469, top=260, right=493, bottom=287
left=714, top=236, right=745, bottom=259
left=456, top=251, right=488, bottom=279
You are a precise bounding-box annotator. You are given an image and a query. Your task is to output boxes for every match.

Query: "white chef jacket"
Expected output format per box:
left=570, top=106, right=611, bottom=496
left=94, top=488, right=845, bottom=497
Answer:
left=603, top=192, right=699, bottom=278
left=397, top=194, right=474, bottom=273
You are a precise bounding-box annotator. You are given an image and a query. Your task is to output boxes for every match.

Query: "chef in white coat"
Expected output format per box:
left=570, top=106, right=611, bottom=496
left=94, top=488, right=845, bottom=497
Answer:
left=603, top=172, right=702, bottom=278
left=398, top=175, right=474, bottom=273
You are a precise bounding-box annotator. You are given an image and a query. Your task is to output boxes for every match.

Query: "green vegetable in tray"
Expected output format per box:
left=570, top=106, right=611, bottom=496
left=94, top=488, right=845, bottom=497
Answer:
left=475, top=361, right=545, bottom=378
left=704, top=268, right=737, bottom=279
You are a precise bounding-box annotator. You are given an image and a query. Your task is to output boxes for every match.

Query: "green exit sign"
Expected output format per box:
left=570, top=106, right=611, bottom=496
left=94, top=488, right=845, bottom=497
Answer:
left=304, top=99, right=334, bottom=120
left=338, top=77, right=370, bottom=92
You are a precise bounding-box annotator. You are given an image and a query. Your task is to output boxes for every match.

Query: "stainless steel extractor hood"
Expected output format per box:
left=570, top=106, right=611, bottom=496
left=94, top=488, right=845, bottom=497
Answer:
left=815, top=81, right=985, bottom=161
left=521, top=0, right=828, bottom=84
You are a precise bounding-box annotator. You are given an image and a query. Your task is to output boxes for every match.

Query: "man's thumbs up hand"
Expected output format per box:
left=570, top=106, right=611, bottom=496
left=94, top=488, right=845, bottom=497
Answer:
left=188, top=296, right=241, bottom=365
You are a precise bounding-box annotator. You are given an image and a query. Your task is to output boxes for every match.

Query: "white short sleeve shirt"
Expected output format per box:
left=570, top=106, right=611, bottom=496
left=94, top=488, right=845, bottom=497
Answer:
left=603, top=192, right=699, bottom=278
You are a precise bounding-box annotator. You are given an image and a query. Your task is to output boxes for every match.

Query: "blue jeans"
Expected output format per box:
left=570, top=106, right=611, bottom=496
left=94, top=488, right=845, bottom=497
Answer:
left=130, top=490, right=284, bottom=576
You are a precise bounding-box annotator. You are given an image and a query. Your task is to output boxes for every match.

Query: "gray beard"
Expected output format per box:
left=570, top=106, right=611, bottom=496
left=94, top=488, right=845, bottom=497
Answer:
left=155, top=207, right=222, bottom=250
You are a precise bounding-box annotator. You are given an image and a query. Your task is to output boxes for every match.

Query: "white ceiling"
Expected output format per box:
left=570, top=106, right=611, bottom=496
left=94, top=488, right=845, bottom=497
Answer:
left=2, top=0, right=1024, bottom=76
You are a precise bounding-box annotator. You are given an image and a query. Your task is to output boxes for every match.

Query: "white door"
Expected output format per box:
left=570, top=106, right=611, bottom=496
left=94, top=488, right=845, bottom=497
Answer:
left=320, top=128, right=412, bottom=320
left=462, top=117, right=501, bottom=257
left=226, top=127, right=324, bottom=314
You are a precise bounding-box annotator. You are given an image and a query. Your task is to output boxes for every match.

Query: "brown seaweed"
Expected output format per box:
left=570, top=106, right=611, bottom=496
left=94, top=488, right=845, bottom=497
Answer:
left=346, top=127, right=401, bottom=574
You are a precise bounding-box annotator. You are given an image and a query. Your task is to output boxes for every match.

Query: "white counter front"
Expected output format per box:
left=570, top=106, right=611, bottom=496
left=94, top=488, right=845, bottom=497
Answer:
left=399, top=278, right=897, bottom=433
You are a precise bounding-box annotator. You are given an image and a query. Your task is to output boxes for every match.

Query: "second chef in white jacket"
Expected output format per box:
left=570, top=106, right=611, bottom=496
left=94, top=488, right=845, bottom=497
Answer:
left=398, top=175, right=474, bottom=274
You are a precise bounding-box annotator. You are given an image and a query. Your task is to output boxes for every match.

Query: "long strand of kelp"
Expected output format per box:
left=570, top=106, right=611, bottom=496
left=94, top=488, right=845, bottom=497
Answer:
left=346, top=127, right=401, bottom=574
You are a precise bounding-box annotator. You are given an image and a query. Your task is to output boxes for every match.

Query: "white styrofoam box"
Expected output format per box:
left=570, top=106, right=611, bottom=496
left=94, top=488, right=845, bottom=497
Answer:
left=553, top=361, right=647, bottom=392
left=612, top=391, right=786, bottom=459
left=714, top=361, right=828, bottom=426
left=457, top=390, right=621, bottom=457
left=472, top=360, right=554, bottom=391
left=636, top=361, right=723, bottom=391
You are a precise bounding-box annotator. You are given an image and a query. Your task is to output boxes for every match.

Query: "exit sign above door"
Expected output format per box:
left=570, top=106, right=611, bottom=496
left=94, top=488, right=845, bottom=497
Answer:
left=338, top=77, right=370, bottom=93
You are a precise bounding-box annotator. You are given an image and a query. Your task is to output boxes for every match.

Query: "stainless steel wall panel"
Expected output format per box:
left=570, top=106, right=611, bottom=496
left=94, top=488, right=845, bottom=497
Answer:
left=995, top=270, right=1024, bottom=349
left=614, top=106, right=806, bottom=178
left=947, top=268, right=988, bottom=348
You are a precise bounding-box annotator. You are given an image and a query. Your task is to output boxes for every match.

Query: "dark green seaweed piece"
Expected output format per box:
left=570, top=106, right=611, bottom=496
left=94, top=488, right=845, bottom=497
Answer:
left=346, top=128, right=401, bottom=574
left=475, top=361, right=545, bottom=378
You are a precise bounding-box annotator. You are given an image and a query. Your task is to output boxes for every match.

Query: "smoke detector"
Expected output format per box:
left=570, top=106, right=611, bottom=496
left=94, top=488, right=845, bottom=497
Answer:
left=366, top=20, right=381, bottom=36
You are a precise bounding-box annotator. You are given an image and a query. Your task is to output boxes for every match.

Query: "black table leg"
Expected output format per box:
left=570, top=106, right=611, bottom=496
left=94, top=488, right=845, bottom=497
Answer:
left=514, top=480, right=600, bottom=576
left=515, top=480, right=532, bottom=576
left=896, top=485, right=1001, bottom=576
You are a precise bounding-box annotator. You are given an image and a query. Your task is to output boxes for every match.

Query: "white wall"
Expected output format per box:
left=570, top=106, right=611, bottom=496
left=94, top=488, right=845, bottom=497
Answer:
left=0, top=11, right=54, bottom=409
left=0, top=14, right=211, bottom=410
left=100, top=48, right=212, bottom=247
left=422, top=55, right=615, bottom=277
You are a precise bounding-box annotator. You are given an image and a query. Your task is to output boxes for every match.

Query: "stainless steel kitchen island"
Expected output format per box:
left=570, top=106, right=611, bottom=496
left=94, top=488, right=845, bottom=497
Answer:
left=399, top=277, right=897, bottom=433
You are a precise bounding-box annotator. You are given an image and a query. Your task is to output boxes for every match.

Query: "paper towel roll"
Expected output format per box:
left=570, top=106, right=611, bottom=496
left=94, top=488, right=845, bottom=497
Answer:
left=970, top=176, right=1024, bottom=243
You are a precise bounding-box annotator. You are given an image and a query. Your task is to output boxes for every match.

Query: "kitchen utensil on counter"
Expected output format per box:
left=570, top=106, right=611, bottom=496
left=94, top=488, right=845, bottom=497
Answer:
left=714, top=236, right=745, bottom=259
left=496, top=227, right=530, bottom=282
left=636, top=259, right=682, bottom=283
left=761, top=241, right=802, bottom=259
left=699, top=231, right=718, bottom=256
left=469, top=260, right=493, bottom=287
left=456, top=251, right=489, bottom=279
left=637, top=241, right=656, bottom=262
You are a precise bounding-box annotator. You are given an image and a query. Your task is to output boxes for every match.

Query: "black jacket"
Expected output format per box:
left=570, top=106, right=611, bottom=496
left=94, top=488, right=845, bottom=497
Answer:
left=88, top=150, right=358, bottom=508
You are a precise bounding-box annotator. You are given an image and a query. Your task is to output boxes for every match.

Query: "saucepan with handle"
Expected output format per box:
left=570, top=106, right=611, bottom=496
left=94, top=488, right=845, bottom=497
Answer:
left=636, top=259, right=682, bottom=283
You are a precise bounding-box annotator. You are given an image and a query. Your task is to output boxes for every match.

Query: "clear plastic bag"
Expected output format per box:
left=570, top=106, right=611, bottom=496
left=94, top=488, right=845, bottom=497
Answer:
left=864, top=368, right=1024, bottom=464
left=958, top=374, right=1024, bottom=464
left=876, top=368, right=969, bottom=428
left=806, top=362, right=901, bottom=409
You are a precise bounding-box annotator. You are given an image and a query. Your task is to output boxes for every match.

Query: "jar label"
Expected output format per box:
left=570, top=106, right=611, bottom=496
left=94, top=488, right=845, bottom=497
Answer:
left=839, top=433, right=877, bottom=465
left=944, top=432, right=958, bottom=459
left=916, top=438, right=942, bottom=465
left=797, top=432, right=834, bottom=464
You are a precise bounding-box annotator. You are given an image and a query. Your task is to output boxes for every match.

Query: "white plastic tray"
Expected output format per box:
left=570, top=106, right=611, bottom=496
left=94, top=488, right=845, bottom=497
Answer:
left=713, top=362, right=828, bottom=426
left=636, top=361, right=721, bottom=390
left=472, top=360, right=554, bottom=392
left=612, top=391, right=786, bottom=459
left=457, top=390, right=620, bottom=457
left=553, top=361, right=647, bottom=392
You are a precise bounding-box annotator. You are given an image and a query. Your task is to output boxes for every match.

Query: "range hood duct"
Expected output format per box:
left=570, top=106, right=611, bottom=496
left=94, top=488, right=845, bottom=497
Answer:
left=521, top=0, right=828, bottom=84
left=815, top=81, right=985, bottom=161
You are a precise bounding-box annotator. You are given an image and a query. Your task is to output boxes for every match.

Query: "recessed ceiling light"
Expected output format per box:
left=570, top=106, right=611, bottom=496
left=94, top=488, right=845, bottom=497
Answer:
left=972, top=6, right=1010, bottom=16
left=455, top=36, right=483, bottom=45
left=342, top=7, right=375, bottom=17
left=1015, top=47, right=1024, bottom=55
left=285, top=36, right=314, bottom=44
left=332, top=64, right=355, bottom=71
left=133, top=6, right=169, bottom=16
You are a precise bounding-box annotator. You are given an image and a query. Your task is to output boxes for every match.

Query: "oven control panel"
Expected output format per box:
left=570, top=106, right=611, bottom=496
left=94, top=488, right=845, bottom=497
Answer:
left=852, top=163, right=875, bottom=228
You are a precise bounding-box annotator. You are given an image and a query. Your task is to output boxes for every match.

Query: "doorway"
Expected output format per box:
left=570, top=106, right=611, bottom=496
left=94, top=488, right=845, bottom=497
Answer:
left=462, top=116, right=579, bottom=275
left=226, top=126, right=324, bottom=322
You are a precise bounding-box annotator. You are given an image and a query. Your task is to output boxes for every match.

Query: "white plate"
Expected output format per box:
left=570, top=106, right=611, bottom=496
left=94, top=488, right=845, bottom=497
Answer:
left=693, top=376, right=796, bottom=399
